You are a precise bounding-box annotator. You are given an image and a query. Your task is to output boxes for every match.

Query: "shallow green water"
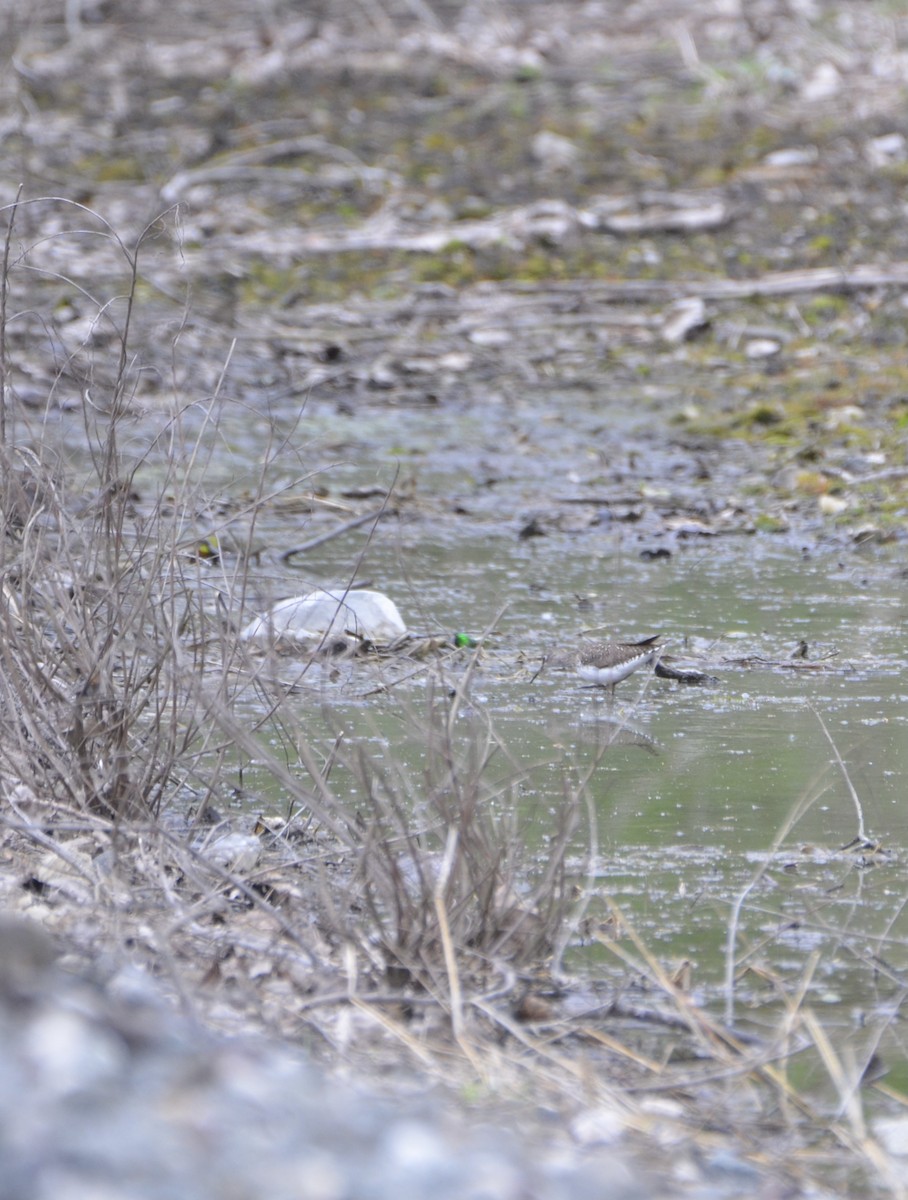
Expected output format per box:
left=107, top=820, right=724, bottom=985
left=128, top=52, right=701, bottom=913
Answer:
left=41, top=385, right=908, bottom=1101
left=267, top=529, right=908, bottom=1102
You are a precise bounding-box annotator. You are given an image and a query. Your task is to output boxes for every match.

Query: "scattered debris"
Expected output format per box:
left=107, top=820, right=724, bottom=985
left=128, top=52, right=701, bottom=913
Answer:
left=241, top=589, right=407, bottom=647
left=654, top=658, right=719, bottom=686
left=662, top=296, right=709, bottom=344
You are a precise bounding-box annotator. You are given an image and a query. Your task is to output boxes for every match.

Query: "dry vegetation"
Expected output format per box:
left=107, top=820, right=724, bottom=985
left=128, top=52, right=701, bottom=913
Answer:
left=3, top=1, right=908, bottom=1195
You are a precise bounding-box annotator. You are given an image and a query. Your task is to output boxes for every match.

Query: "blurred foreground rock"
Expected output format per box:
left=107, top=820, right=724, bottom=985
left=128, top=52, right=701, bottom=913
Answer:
left=0, top=917, right=656, bottom=1200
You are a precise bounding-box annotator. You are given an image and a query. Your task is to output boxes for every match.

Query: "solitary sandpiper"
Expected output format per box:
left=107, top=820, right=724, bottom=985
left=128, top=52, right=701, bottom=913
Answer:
left=577, top=635, right=661, bottom=696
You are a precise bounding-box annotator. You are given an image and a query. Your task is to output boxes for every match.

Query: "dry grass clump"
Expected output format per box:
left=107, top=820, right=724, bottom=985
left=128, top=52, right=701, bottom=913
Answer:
left=0, top=442, right=219, bottom=822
